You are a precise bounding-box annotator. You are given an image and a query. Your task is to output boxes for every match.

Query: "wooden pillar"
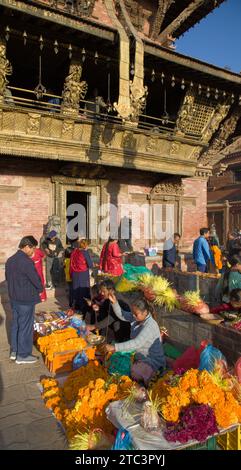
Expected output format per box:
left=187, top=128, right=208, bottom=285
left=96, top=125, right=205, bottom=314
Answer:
left=224, top=199, right=230, bottom=242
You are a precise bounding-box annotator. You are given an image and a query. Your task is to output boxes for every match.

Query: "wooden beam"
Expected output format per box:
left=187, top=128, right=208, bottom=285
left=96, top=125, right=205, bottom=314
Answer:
left=158, top=0, right=205, bottom=42
left=144, top=43, right=241, bottom=86
left=0, top=0, right=116, bottom=41
left=150, top=0, right=173, bottom=40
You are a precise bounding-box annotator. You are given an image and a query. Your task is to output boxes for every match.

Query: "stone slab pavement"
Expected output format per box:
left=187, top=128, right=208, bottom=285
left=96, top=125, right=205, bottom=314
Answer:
left=0, top=287, right=69, bottom=450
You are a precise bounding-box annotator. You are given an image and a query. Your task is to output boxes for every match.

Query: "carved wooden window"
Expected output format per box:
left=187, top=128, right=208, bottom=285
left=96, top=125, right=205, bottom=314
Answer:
left=185, top=95, right=215, bottom=136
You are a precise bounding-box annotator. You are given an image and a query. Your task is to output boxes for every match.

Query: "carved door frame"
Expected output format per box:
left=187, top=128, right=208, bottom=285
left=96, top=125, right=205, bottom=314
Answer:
left=51, top=176, right=108, bottom=246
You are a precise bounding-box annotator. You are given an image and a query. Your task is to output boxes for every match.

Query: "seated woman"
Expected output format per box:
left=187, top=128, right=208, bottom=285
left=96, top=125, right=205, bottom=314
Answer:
left=215, top=255, right=241, bottom=303
left=211, top=288, right=241, bottom=314
left=105, top=291, right=166, bottom=386
left=86, top=280, right=130, bottom=343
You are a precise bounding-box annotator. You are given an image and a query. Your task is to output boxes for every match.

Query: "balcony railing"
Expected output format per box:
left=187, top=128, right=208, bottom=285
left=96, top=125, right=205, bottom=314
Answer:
left=1, top=85, right=186, bottom=137
left=28, top=1, right=95, bottom=18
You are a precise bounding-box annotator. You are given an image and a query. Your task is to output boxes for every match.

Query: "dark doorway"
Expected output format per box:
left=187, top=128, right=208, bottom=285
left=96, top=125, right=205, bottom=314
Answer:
left=66, top=191, right=90, bottom=242
left=208, top=211, right=224, bottom=245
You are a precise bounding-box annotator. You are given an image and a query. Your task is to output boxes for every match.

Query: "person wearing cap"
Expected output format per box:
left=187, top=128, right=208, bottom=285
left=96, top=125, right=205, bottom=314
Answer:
left=5, top=236, right=43, bottom=364
left=41, top=230, right=64, bottom=289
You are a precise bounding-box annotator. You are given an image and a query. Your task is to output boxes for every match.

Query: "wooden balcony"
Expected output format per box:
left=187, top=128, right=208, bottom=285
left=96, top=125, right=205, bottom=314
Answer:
left=0, top=90, right=201, bottom=176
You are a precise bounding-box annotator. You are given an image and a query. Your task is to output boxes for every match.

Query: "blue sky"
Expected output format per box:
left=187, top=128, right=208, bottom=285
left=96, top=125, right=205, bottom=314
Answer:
left=176, top=0, right=241, bottom=73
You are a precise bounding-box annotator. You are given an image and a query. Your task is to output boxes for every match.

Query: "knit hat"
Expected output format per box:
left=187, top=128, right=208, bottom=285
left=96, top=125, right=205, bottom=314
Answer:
left=48, top=230, right=57, bottom=238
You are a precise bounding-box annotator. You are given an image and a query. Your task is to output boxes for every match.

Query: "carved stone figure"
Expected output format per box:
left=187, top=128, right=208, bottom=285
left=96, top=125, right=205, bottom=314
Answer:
left=151, top=179, right=184, bottom=197
left=114, top=80, right=148, bottom=122
left=0, top=41, right=12, bottom=102
left=199, top=106, right=241, bottom=167
left=62, top=62, right=88, bottom=114
left=201, top=100, right=231, bottom=142
left=175, top=88, right=196, bottom=134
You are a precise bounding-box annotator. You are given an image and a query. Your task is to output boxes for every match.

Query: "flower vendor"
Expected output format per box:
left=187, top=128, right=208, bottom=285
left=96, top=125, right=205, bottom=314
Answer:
left=86, top=280, right=130, bottom=342
left=105, top=291, right=166, bottom=386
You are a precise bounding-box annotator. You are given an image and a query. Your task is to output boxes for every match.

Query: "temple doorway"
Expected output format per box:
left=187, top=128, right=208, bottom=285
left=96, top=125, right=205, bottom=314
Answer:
left=66, top=191, right=90, bottom=242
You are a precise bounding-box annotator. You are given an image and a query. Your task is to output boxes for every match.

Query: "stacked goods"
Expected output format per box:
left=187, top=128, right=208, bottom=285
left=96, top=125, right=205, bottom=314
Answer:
left=37, top=328, right=96, bottom=374
left=40, top=361, right=133, bottom=445
left=178, top=290, right=210, bottom=316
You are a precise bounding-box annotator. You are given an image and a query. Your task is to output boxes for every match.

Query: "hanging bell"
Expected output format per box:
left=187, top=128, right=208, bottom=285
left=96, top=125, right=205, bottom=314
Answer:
left=5, top=26, right=10, bottom=42
left=231, top=93, right=235, bottom=104
left=39, top=35, right=44, bottom=51
left=214, top=88, right=219, bottom=100
left=161, top=72, right=165, bottom=84
left=190, top=81, right=194, bottom=88
left=198, top=84, right=202, bottom=95
left=23, top=30, right=27, bottom=46
left=81, top=47, right=86, bottom=63
left=68, top=44, right=72, bottom=59
left=222, top=91, right=226, bottom=98
left=206, top=86, right=211, bottom=98
left=181, top=78, right=185, bottom=90
left=171, top=75, right=175, bottom=87
left=239, top=95, right=241, bottom=106
left=151, top=69, right=155, bottom=82
left=54, top=40, right=59, bottom=54
left=130, top=63, right=135, bottom=76
left=94, top=51, right=98, bottom=65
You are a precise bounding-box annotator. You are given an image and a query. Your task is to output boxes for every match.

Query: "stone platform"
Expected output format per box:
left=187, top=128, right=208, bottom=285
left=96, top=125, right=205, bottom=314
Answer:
left=0, top=290, right=69, bottom=450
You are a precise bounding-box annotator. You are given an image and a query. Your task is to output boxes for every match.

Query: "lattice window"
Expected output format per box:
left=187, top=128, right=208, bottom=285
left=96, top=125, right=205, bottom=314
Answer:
left=185, top=95, right=215, bottom=136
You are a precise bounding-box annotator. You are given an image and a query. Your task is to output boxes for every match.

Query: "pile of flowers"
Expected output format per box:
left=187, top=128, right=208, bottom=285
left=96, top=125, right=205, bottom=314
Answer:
left=164, top=404, right=218, bottom=444
left=37, top=328, right=95, bottom=362
left=41, top=361, right=133, bottom=441
left=151, top=368, right=241, bottom=434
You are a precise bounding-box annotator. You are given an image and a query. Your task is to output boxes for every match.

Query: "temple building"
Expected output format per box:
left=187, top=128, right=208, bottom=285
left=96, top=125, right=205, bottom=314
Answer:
left=0, top=0, right=241, bottom=279
left=208, top=134, right=241, bottom=245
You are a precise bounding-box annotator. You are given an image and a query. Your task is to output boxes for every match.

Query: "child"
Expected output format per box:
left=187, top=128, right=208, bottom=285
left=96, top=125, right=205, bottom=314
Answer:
left=64, top=247, right=73, bottom=308
left=105, top=290, right=166, bottom=386
left=210, top=238, right=223, bottom=273
left=210, top=288, right=241, bottom=314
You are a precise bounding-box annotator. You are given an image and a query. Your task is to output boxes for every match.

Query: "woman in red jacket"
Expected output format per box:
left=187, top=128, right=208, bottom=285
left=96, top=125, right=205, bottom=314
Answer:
left=70, top=239, right=93, bottom=313
left=99, top=238, right=124, bottom=277
left=28, top=236, right=47, bottom=302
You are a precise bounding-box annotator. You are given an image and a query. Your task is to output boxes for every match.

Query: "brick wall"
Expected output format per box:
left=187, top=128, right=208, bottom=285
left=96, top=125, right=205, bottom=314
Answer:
left=182, top=177, right=208, bottom=249
left=0, top=173, right=52, bottom=282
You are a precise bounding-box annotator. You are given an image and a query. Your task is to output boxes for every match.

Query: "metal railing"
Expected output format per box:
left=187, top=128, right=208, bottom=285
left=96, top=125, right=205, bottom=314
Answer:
left=1, top=86, right=184, bottom=137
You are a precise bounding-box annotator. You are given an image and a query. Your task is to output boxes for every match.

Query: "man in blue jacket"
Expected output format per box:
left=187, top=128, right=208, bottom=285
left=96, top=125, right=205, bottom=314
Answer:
left=193, top=227, right=214, bottom=273
left=5, top=236, right=43, bottom=364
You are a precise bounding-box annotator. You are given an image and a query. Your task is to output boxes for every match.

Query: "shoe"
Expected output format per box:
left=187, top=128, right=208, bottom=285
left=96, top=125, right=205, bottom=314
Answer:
left=9, top=351, right=17, bottom=361
left=45, top=284, right=53, bottom=290
left=16, top=355, right=39, bottom=364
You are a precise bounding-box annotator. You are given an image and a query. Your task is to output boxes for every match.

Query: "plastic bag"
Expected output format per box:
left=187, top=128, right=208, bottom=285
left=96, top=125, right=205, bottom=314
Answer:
left=234, top=357, right=241, bottom=383
left=172, top=346, right=201, bottom=373
left=123, top=264, right=151, bottom=282
left=108, top=351, right=134, bottom=377
left=140, top=401, right=161, bottom=432
left=199, top=344, right=226, bottom=372
left=73, top=351, right=88, bottom=370
left=112, top=428, right=134, bottom=450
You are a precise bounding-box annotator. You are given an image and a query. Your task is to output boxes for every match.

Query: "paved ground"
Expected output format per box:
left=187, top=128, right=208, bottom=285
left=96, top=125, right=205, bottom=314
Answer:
left=0, top=285, right=69, bottom=450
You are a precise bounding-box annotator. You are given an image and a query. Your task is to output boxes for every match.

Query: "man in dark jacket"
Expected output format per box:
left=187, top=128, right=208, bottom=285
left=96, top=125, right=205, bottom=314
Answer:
left=162, top=233, right=181, bottom=268
left=5, top=236, right=43, bottom=364
left=41, top=230, right=64, bottom=289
